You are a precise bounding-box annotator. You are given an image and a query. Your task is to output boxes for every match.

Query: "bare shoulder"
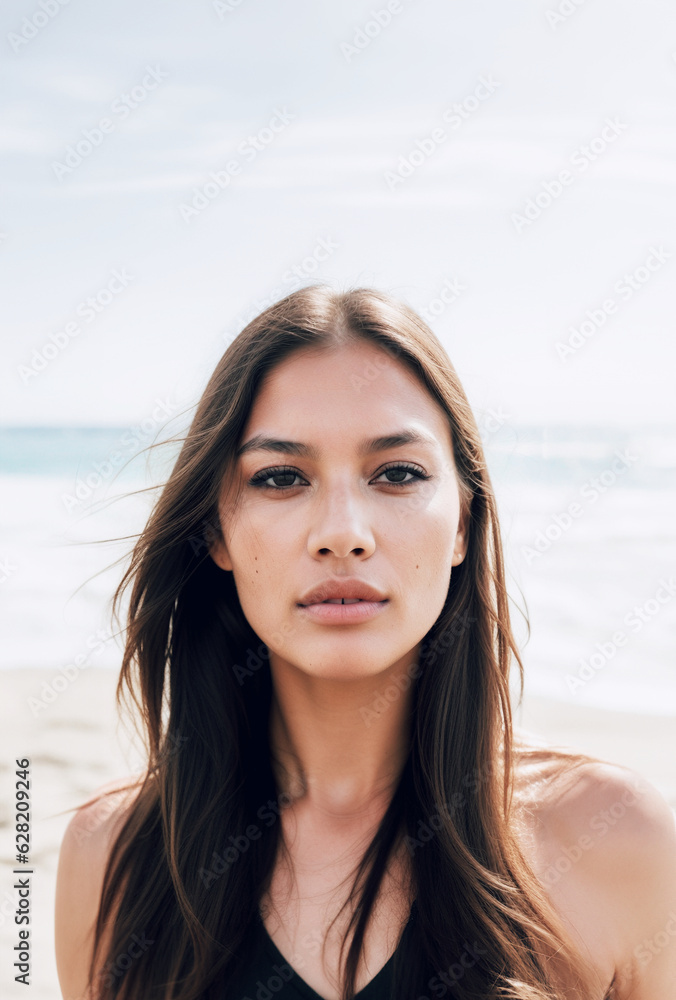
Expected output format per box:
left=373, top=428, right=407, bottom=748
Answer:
left=55, top=774, right=144, bottom=1000
left=513, top=743, right=675, bottom=850
left=60, top=774, right=143, bottom=853
left=513, top=738, right=676, bottom=998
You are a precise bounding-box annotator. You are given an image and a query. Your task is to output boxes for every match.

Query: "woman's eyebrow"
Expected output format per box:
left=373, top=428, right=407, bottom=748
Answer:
left=236, top=429, right=436, bottom=460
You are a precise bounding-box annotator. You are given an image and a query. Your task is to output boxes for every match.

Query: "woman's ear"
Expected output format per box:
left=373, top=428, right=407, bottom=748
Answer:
left=208, top=526, right=233, bottom=572
left=451, top=505, right=469, bottom=567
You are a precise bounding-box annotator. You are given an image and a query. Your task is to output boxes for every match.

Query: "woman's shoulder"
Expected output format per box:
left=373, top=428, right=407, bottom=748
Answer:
left=58, top=773, right=145, bottom=870
left=512, top=730, right=676, bottom=994
left=511, top=728, right=675, bottom=837
left=55, top=774, right=145, bottom=999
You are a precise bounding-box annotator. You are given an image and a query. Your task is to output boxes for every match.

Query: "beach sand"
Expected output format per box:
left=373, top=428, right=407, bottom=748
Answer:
left=1, top=666, right=674, bottom=999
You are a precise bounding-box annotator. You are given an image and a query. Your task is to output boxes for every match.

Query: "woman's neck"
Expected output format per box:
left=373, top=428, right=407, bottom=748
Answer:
left=267, top=649, right=416, bottom=819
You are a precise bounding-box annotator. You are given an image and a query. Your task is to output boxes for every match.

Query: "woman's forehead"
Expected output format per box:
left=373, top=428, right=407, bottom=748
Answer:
left=244, top=342, right=451, bottom=439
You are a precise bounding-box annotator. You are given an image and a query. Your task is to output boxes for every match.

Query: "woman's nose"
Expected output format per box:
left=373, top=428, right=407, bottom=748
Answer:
left=305, top=488, right=376, bottom=560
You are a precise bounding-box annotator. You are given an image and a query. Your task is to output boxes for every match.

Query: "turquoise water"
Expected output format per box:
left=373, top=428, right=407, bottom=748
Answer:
left=0, top=426, right=179, bottom=478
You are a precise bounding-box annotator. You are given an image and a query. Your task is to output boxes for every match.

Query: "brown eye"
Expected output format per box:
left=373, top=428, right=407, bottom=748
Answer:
left=374, top=464, right=431, bottom=486
left=266, top=472, right=299, bottom=488
left=249, top=466, right=307, bottom=490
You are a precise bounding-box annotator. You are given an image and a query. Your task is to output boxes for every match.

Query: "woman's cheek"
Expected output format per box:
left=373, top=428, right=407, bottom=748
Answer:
left=408, top=507, right=456, bottom=562
left=234, top=553, right=290, bottom=636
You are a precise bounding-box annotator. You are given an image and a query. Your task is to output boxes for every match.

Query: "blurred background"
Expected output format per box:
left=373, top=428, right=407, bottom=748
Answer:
left=1, top=1, right=675, bottom=995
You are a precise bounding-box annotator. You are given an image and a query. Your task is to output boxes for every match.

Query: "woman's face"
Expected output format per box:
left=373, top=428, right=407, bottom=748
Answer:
left=210, top=340, right=468, bottom=682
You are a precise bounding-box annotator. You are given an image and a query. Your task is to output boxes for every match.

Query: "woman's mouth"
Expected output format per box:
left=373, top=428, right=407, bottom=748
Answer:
left=297, top=598, right=389, bottom=624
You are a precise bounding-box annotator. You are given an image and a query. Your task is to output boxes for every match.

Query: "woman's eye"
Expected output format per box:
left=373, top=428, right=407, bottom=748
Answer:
left=249, top=467, right=306, bottom=489
left=374, top=464, right=430, bottom=486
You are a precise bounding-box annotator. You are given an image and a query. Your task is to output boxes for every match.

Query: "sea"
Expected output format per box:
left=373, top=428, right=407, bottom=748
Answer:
left=1, top=422, right=675, bottom=716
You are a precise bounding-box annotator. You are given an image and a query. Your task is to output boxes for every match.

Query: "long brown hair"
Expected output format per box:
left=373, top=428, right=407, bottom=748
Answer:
left=88, top=284, right=602, bottom=999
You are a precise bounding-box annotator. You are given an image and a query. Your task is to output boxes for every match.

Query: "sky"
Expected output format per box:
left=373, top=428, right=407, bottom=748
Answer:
left=2, top=0, right=676, bottom=427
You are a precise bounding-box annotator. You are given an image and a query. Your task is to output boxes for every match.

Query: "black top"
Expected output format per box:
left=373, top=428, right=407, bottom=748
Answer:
left=223, top=900, right=417, bottom=1000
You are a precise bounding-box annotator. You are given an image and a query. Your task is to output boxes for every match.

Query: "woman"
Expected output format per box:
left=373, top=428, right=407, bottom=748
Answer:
left=55, top=285, right=676, bottom=999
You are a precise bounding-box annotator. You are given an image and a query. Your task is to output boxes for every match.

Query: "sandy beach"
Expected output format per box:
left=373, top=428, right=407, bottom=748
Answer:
left=1, top=666, right=674, bottom=1000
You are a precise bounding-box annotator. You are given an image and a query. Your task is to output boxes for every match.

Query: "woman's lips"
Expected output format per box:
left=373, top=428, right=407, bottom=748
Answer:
left=297, top=598, right=389, bottom=624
